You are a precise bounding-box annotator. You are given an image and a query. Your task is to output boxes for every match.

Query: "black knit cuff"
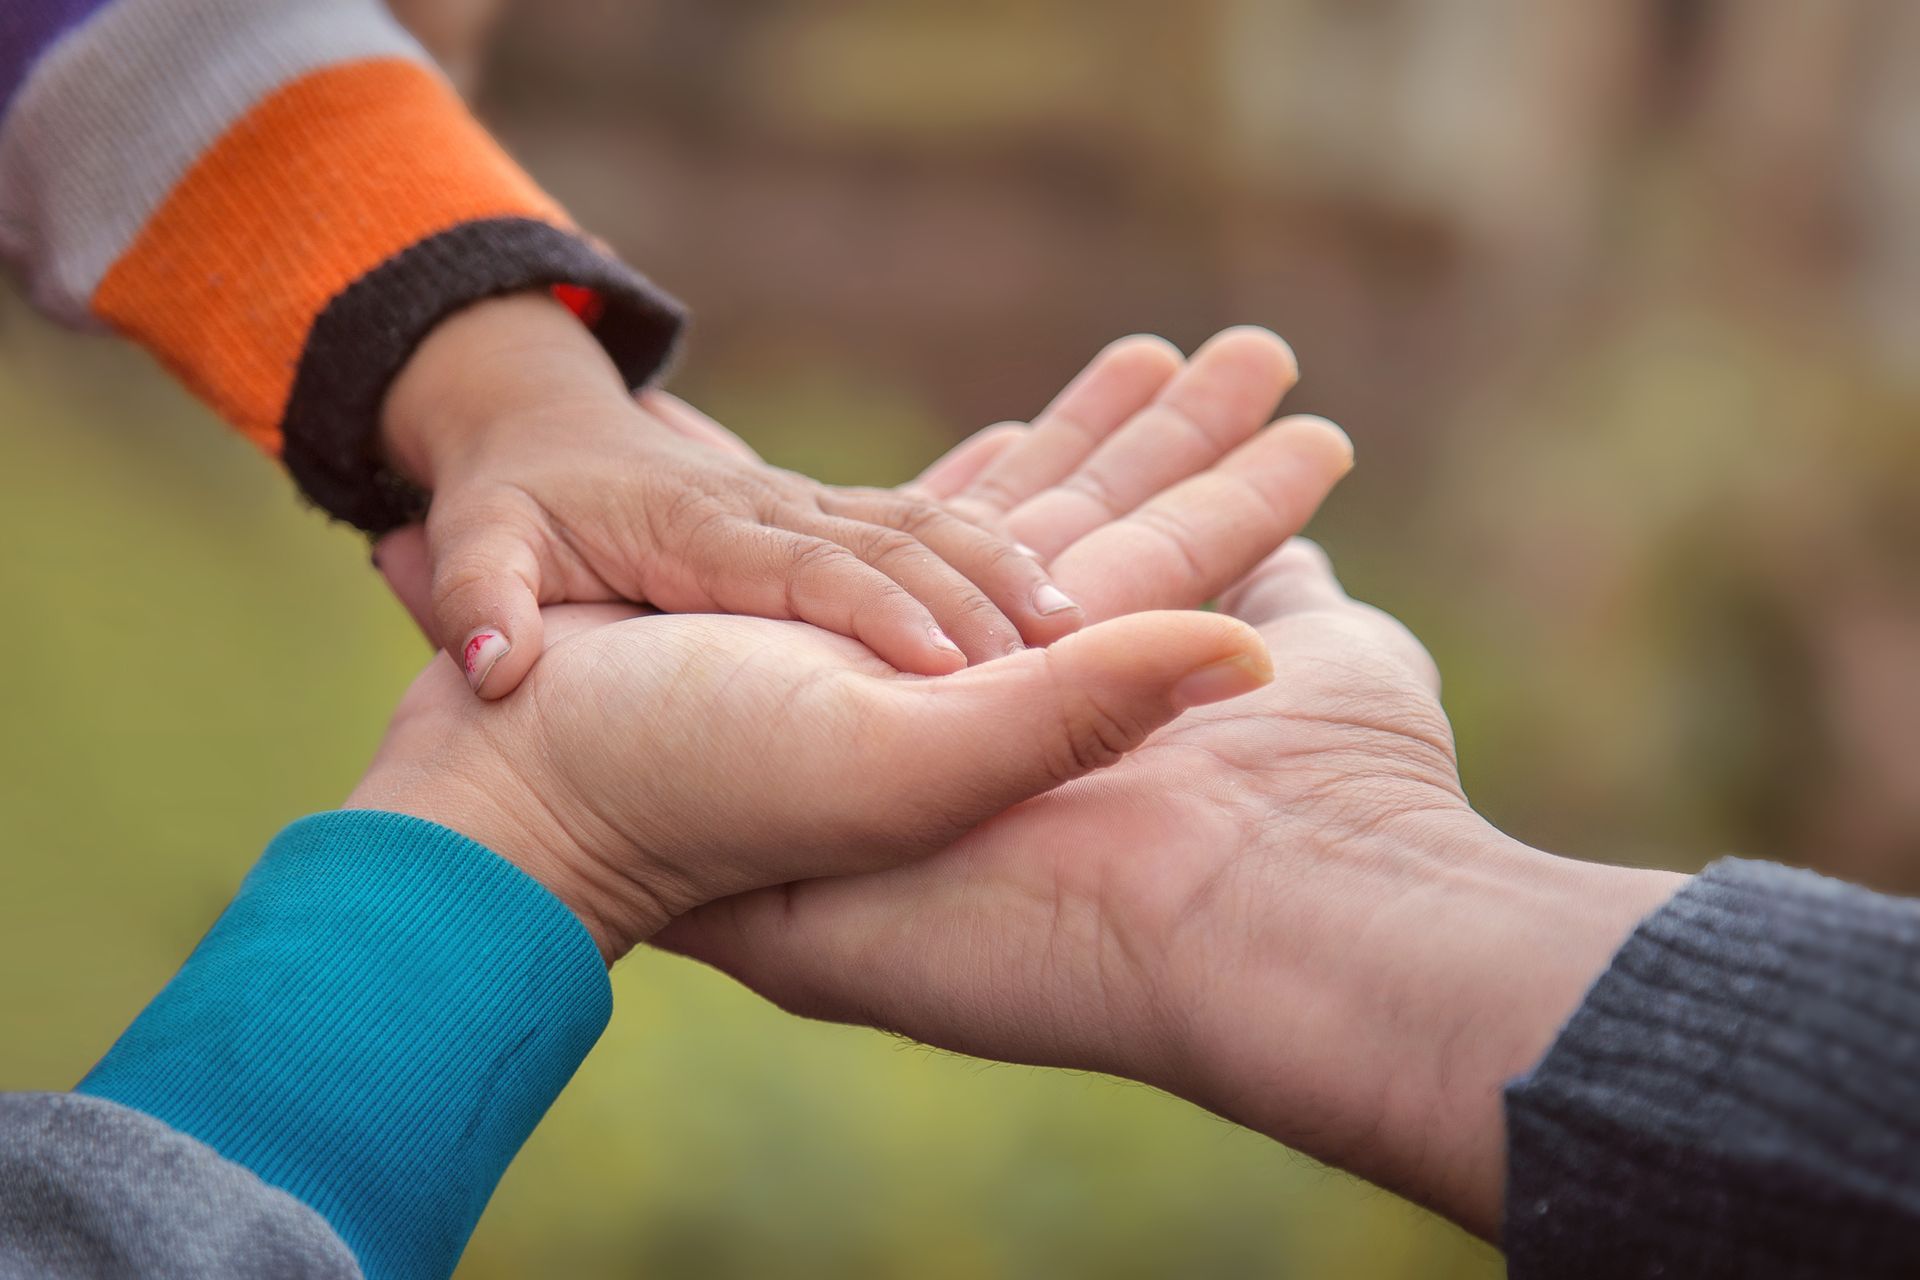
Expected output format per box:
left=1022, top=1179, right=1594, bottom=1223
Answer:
left=281, top=217, right=686, bottom=534
left=1504, top=858, right=1920, bottom=1279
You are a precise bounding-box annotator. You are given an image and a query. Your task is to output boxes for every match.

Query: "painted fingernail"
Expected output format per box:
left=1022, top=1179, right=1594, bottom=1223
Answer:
left=463, top=628, right=510, bottom=694
left=1033, top=583, right=1078, bottom=615
left=928, top=624, right=963, bottom=655
left=1171, top=654, right=1273, bottom=710
left=1015, top=542, right=1041, bottom=558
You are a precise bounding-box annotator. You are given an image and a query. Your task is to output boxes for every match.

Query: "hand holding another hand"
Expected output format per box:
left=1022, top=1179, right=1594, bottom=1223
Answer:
left=352, top=330, right=1354, bottom=962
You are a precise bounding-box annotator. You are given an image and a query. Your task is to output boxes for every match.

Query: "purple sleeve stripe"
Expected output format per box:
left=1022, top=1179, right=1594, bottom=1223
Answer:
left=0, top=0, right=110, bottom=115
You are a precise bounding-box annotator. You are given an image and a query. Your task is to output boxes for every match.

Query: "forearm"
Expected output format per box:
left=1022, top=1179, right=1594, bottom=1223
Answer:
left=70, top=811, right=611, bottom=1280
left=1505, top=857, right=1920, bottom=1278
left=0, top=0, right=682, bottom=530
left=1166, top=813, right=1682, bottom=1239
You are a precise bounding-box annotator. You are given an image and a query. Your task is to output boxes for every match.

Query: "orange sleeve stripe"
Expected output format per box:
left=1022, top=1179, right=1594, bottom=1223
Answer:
left=91, top=57, right=569, bottom=453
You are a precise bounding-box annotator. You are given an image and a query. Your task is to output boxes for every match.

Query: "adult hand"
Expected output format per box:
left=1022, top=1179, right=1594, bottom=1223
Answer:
left=658, top=540, right=1686, bottom=1240
left=354, top=330, right=1356, bottom=966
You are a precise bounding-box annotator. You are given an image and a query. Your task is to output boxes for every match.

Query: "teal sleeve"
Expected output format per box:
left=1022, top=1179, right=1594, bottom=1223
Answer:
left=76, top=810, right=613, bottom=1280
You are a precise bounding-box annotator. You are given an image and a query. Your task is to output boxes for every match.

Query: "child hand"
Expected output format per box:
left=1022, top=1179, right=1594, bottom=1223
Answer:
left=358, top=323, right=1344, bottom=961
left=381, top=292, right=1085, bottom=696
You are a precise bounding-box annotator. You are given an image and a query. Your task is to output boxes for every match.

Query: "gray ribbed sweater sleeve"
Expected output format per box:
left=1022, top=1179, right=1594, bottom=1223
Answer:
left=0, top=1092, right=361, bottom=1279
left=1504, top=857, right=1920, bottom=1278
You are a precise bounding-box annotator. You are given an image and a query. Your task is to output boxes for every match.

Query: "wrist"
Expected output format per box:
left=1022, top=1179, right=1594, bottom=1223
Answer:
left=380, top=290, right=631, bottom=488
left=346, top=746, right=667, bottom=965
left=1164, top=811, right=1683, bottom=1238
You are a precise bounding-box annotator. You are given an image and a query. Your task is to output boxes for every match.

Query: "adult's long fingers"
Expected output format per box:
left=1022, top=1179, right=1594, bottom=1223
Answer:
left=1003, top=327, right=1297, bottom=559
left=1219, top=539, right=1444, bottom=696
left=1050, top=416, right=1353, bottom=621
left=904, top=423, right=1028, bottom=501
left=952, top=335, right=1183, bottom=521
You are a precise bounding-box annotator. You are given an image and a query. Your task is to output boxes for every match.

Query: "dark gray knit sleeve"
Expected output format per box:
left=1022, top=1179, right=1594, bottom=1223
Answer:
left=0, top=1092, right=361, bottom=1279
left=1504, top=858, right=1920, bottom=1279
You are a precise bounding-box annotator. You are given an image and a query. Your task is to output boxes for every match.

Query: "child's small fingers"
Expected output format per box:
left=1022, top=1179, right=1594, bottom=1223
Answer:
left=716, top=529, right=967, bottom=676
left=427, top=504, right=549, bottom=698
left=819, top=492, right=1084, bottom=647
left=798, top=513, right=1025, bottom=664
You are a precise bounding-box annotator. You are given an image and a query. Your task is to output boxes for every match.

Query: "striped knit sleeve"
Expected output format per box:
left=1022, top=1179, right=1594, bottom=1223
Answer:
left=0, top=0, right=684, bottom=532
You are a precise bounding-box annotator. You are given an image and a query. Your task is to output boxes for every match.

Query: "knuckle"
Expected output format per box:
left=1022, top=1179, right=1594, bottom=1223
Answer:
left=1057, top=693, right=1148, bottom=777
left=430, top=552, right=497, bottom=611
left=1039, top=651, right=1151, bottom=779
left=1129, top=507, right=1209, bottom=581
left=966, top=536, right=1030, bottom=577
left=953, top=592, right=1010, bottom=627
left=1064, top=468, right=1126, bottom=516
left=859, top=528, right=925, bottom=566
left=786, top=537, right=860, bottom=579
left=886, top=498, right=950, bottom=538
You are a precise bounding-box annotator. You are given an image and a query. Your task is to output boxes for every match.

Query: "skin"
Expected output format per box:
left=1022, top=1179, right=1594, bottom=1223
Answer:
left=360, top=331, right=1678, bottom=1243
left=356, top=331, right=1353, bottom=955
left=382, top=299, right=1307, bottom=697
left=658, top=537, right=1684, bottom=1239
left=384, top=293, right=1101, bottom=694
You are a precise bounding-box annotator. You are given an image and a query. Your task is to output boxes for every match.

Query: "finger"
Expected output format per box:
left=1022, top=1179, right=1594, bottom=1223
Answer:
left=1220, top=539, right=1444, bottom=696
left=657, top=610, right=1277, bottom=1039
left=1051, top=416, right=1354, bottom=621
left=801, top=514, right=1027, bottom=663
left=371, top=524, right=434, bottom=636
left=705, top=526, right=967, bottom=676
left=903, top=422, right=1028, bottom=501
left=1217, top=537, right=1350, bottom=624
left=819, top=492, right=1085, bottom=646
left=637, top=390, right=763, bottom=462
left=886, top=609, right=1272, bottom=812
left=426, top=497, right=549, bottom=698
left=1005, top=327, right=1298, bottom=558
left=955, top=335, right=1183, bottom=518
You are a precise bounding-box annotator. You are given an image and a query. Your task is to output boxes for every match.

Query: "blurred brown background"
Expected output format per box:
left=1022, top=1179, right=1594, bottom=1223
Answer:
left=455, top=0, right=1920, bottom=890
left=4, top=1, right=1917, bottom=1276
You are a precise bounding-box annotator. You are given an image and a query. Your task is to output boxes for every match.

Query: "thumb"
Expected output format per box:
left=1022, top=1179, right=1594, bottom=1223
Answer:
left=427, top=496, right=548, bottom=698
left=887, top=610, right=1270, bottom=822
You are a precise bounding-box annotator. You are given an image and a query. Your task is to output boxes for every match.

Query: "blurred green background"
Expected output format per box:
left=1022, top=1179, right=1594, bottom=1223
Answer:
left=5, top=2, right=1919, bottom=1276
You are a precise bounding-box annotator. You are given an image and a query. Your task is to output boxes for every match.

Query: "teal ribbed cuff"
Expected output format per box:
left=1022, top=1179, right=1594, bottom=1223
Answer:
left=77, top=810, right=613, bottom=1280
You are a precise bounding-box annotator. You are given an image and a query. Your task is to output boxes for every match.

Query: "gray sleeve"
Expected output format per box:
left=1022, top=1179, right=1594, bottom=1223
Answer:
left=0, top=1092, right=361, bottom=1280
left=1504, top=857, right=1920, bottom=1279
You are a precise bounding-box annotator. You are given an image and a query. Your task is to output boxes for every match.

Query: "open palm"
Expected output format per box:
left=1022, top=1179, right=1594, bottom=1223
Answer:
left=656, top=534, right=1469, bottom=1095
left=369, top=328, right=1357, bottom=959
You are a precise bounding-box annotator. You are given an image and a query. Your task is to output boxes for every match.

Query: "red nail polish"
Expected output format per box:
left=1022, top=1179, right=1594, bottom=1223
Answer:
left=463, top=630, right=510, bottom=693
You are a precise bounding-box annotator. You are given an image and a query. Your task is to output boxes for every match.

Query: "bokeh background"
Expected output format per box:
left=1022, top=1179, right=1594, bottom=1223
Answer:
left=4, top=1, right=1918, bottom=1276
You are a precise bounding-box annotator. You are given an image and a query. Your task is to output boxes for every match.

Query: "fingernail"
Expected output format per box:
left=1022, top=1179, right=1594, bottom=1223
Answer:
left=1172, top=654, right=1272, bottom=710
left=463, top=628, right=510, bottom=694
left=928, top=624, right=963, bottom=655
left=1033, top=583, right=1078, bottom=615
left=1015, top=542, right=1041, bottom=558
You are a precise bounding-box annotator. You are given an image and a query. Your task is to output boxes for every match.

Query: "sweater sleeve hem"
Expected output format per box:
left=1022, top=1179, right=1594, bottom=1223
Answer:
left=1503, top=857, right=1920, bottom=1279
left=281, top=216, right=685, bottom=533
